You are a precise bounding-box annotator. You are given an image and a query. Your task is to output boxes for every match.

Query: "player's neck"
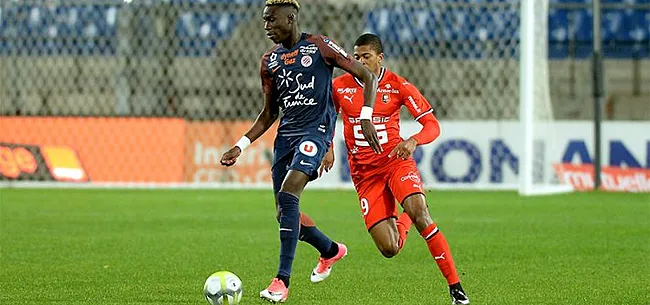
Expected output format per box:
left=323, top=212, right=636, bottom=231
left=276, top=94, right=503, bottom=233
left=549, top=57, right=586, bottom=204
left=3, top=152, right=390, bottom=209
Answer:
left=372, top=66, right=383, bottom=77
left=281, top=28, right=302, bottom=49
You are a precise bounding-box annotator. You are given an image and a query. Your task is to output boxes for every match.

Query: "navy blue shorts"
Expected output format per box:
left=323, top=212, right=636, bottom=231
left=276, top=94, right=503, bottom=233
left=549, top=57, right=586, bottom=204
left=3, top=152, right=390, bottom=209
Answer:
left=271, top=134, right=329, bottom=194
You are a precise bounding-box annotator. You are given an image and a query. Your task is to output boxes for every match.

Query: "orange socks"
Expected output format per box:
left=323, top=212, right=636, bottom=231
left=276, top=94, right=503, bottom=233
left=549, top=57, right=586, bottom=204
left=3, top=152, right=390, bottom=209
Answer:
left=420, top=223, right=460, bottom=285
left=396, top=212, right=412, bottom=252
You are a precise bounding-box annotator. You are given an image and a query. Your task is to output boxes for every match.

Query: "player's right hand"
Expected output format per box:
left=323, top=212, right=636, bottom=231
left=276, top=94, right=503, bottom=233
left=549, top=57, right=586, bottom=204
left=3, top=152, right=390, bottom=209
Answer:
left=360, top=119, right=383, bottom=154
left=220, top=147, right=242, bottom=167
left=319, top=148, right=335, bottom=177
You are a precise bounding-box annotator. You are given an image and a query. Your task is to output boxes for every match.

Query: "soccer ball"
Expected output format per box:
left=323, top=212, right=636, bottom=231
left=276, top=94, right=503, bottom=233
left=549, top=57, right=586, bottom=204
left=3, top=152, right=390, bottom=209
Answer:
left=203, top=271, right=243, bottom=305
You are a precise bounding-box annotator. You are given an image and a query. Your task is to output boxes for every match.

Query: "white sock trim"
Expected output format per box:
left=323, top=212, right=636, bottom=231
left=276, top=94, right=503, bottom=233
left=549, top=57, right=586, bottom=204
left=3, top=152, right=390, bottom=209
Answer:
left=424, top=226, right=439, bottom=240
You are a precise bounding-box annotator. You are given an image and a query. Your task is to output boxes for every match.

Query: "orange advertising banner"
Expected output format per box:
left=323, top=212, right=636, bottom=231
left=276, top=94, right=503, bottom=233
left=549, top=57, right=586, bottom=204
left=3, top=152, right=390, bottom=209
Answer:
left=41, top=145, right=89, bottom=182
left=554, top=163, right=650, bottom=192
left=0, top=143, right=51, bottom=181
left=184, top=121, right=278, bottom=183
left=0, top=117, right=185, bottom=182
left=0, top=143, right=89, bottom=182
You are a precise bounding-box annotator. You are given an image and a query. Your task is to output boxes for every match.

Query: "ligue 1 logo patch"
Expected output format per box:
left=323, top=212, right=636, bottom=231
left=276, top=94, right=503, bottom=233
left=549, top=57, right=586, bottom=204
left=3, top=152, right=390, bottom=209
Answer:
left=299, top=140, right=318, bottom=157
left=301, top=56, right=312, bottom=67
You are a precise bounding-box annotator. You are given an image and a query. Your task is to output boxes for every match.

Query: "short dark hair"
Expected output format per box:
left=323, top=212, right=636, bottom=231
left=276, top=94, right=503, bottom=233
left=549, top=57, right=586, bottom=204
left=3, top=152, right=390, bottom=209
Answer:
left=265, top=0, right=300, bottom=11
left=354, top=33, right=384, bottom=54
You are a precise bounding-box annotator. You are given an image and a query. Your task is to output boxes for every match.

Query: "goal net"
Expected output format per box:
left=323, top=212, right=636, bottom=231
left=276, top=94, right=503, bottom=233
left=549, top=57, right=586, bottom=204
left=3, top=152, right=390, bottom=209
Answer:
left=0, top=0, right=572, bottom=194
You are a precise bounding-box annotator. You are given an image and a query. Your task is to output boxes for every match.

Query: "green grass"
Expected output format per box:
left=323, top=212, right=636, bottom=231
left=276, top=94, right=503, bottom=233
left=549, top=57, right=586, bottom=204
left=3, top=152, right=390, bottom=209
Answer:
left=1, top=189, right=648, bottom=305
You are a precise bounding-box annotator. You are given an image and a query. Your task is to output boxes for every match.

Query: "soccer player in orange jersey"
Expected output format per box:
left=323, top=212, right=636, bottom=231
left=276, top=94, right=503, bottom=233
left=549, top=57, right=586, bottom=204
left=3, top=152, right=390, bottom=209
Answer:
left=322, top=33, right=470, bottom=304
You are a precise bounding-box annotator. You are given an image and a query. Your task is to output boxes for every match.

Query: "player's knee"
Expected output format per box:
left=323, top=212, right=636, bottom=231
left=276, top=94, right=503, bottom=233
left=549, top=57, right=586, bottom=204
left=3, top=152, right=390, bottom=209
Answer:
left=377, top=242, right=399, bottom=258
left=403, top=195, right=431, bottom=227
left=279, top=183, right=299, bottom=196
left=279, top=171, right=309, bottom=196
left=404, top=198, right=426, bottom=216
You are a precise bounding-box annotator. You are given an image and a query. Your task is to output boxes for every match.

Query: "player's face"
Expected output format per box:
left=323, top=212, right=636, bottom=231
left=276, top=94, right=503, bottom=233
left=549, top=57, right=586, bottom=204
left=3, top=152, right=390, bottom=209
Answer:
left=353, top=45, right=384, bottom=75
left=263, top=6, right=293, bottom=44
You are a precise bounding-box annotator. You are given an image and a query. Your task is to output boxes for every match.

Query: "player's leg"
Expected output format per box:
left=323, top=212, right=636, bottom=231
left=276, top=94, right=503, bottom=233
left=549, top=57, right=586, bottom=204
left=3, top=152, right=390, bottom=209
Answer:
left=365, top=186, right=400, bottom=258
left=356, top=174, right=407, bottom=258
left=273, top=189, right=339, bottom=263
left=275, top=169, right=310, bottom=286
left=369, top=219, right=401, bottom=257
left=285, top=138, right=346, bottom=283
left=389, top=161, right=469, bottom=304
left=395, top=210, right=413, bottom=252
left=260, top=142, right=297, bottom=303
left=268, top=138, right=338, bottom=285
left=261, top=136, right=344, bottom=302
left=299, top=213, right=340, bottom=259
left=261, top=169, right=309, bottom=302
left=393, top=184, right=413, bottom=254
left=402, top=194, right=461, bottom=286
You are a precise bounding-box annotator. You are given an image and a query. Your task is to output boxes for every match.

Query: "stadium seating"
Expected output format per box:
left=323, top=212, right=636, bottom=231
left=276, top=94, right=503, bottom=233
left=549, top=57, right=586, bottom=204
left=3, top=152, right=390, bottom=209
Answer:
left=1, top=0, right=647, bottom=58
left=0, top=0, right=647, bottom=120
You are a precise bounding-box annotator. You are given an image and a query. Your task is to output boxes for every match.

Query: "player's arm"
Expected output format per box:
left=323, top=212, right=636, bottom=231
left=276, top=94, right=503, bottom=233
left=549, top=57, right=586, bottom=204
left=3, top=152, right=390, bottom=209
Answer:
left=320, top=83, right=343, bottom=176
left=317, top=36, right=382, bottom=154
left=409, top=113, right=440, bottom=145
left=341, top=61, right=382, bottom=154
left=220, top=57, right=279, bottom=167
left=389, top=82, right=441, bottom=160
left=243, top=92, right=279, bottom=141
left=403, top=84, right=440, bottom=146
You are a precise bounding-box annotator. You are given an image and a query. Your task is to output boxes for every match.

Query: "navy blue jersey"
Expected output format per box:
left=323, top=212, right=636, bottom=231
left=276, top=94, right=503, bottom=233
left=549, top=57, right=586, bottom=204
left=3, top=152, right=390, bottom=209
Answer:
left=260, top=33, right=356, bottom=140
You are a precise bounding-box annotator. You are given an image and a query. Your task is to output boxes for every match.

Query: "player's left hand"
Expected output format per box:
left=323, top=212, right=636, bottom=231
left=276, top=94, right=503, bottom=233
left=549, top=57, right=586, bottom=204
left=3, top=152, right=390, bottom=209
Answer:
left=360, top=119, right=383, bottom=154
left=389, top=138, right=418, bottom=160
left=319, top=148, right=335, bottom=177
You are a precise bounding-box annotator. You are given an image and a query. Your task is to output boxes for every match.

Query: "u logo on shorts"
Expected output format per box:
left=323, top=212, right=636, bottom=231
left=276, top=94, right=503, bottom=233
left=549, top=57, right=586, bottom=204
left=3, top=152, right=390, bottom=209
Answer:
left=299, top=141, right=318, bottom=157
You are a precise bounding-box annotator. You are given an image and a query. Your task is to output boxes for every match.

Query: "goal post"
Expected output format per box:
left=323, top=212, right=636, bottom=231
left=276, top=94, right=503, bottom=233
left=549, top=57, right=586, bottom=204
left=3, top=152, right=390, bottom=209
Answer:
left=519, top=0, right=573, bottom=195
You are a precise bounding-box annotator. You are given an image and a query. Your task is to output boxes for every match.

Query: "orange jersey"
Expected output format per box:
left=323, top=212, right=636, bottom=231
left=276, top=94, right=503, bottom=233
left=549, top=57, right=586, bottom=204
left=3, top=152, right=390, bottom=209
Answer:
left=332, top=67, right=435, bottom=167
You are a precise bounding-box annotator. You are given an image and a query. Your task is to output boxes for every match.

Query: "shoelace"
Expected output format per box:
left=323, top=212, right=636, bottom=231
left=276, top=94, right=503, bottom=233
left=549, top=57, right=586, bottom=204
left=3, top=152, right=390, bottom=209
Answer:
left=269, top=279, right=286, bottom=292
left=316, top=257, right=331, bottom=273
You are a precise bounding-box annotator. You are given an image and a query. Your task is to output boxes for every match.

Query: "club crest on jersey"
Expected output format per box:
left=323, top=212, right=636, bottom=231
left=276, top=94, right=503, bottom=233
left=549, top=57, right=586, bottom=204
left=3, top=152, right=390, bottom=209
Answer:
left=299, top=141, right=318, bottom=157
left=322, top=37, right=348, bottom=57
left=301, top=55, right=312, bottom=67
left=382, top=94, right=389, bottom=103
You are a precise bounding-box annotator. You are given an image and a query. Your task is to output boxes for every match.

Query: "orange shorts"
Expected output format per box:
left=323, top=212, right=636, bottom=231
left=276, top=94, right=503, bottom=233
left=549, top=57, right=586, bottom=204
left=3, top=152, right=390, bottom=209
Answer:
left=350, top=158, right=425, bottom=230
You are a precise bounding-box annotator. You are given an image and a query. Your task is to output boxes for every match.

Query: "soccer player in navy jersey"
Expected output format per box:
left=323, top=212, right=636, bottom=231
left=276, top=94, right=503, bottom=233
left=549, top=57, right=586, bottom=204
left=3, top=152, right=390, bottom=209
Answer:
left=219, top=0, right=381, bottom=302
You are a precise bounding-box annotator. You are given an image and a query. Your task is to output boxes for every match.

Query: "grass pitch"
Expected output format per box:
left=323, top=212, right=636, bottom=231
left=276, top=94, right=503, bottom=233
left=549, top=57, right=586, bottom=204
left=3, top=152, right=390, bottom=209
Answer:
left=1, top=189, right=648, bottom=305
